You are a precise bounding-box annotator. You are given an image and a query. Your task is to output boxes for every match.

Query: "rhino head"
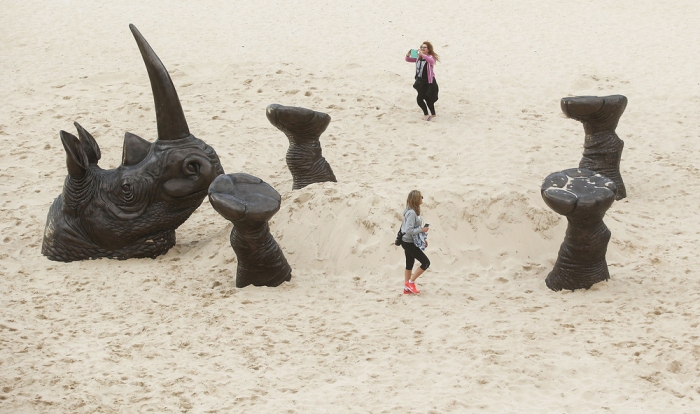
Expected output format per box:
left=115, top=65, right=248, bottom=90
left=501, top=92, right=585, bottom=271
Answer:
left=42, top=25, right=224, bottom=262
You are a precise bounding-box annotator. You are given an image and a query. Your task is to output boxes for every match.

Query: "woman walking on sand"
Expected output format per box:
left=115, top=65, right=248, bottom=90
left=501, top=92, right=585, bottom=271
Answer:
left=405, top=41, right=440, bottom=121
left=400, top=190, right=430, bottom=294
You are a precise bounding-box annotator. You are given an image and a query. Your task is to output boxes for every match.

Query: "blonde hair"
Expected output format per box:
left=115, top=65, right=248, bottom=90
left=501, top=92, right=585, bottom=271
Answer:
left=406, top=190, right=422, bottom=216
left=421, top=41, right=440, bottom=63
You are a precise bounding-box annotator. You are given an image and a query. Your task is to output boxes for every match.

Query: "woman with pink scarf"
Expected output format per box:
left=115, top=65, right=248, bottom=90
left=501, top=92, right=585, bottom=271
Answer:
left=405, top=41, right=440, bottom=121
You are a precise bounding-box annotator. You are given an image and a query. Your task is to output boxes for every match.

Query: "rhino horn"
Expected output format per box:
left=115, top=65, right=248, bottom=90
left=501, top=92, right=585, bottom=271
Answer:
left=122, top=132, right=152, bottom=166
left=129, top=24, right=190, bottom=141
left=73, top=122, right=101, bottom=165
left=60, top=130, right=89, bottom=179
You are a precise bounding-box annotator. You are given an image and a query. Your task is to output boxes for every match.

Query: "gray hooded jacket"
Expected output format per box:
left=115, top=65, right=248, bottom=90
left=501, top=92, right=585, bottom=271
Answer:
left=401, top=208, right=423, bottom=243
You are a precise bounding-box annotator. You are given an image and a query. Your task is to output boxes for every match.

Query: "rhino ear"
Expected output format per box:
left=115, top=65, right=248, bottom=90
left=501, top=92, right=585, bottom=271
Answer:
left=122, top=132, right=152, bottom=166
left=73, top=122, right=101, bottom=165
left=60, top=130, right=89, bottom=179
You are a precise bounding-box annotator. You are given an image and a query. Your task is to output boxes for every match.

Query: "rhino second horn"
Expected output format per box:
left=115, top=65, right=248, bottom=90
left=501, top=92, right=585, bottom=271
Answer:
left=129, top=24, right=190, bottom=141
left=122, top=132, right=152, bottom=166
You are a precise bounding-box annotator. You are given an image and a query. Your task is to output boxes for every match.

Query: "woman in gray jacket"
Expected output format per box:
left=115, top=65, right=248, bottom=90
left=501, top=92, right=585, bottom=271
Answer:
left=400, top=190, right=431, bottom=294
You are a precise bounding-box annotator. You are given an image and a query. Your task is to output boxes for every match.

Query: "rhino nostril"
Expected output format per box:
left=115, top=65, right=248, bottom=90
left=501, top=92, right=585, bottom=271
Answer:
left=184, top=161, right=200, bottom=176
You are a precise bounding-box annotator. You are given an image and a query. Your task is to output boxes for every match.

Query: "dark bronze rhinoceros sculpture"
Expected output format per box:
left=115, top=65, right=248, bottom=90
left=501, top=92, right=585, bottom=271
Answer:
left=42, top=25, right=224, bottom=262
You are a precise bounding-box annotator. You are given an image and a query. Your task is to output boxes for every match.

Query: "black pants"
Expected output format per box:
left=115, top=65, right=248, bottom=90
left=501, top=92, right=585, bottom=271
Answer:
left=414, top=79, right=439, bottom=116
left=417, top=94, right=436, bottom=116
left=401, top=241, right=430, bottom=271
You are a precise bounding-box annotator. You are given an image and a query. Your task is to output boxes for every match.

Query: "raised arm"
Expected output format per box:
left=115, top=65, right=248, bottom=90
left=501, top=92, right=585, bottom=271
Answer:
left=421, top=54, right=435, bottom=65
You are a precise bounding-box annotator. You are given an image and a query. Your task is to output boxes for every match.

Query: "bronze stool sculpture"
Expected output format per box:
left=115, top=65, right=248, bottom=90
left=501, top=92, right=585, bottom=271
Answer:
left=42, top=25, right=223, bottom=262
left=541, top=168, right=617, bottom=291
left=265, top=104, right=337, bottom=190
left=561, top=95, right=627, bottom=200
left=208, top=173, right=292, bottom=288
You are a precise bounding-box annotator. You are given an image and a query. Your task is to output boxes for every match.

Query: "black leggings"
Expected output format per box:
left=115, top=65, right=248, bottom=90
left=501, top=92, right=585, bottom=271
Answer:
left=401, top=241, right=431, bottom=271
left=416, top=93, right=436, bottom=116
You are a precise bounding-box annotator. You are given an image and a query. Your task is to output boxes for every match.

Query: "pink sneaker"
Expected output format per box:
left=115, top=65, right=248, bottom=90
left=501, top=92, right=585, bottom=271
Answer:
left=406, top=282, right=421, bottom=294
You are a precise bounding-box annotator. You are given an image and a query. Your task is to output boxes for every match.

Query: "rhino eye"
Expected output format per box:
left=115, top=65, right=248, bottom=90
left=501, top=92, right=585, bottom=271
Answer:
left=121, top=183, right=134, bottom=201
left=109, top=177, right=147, bottom=213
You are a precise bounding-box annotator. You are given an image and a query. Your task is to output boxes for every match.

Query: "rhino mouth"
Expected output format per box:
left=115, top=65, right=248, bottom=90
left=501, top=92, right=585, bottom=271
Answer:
left=162, top=185, right=210, bottom=201
left=180, top=187, right=209, bottom=199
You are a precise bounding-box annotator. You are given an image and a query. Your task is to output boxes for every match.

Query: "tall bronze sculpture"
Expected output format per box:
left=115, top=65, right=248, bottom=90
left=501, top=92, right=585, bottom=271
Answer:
left=265, top=104, right=337, bottom=190
left=208, top=173, right=292, bottom=288
left=42, top=25, right=224, bottom=262
left=561, top=95, right=627, bottom=200
left=541, top=168, right=617, bottom=291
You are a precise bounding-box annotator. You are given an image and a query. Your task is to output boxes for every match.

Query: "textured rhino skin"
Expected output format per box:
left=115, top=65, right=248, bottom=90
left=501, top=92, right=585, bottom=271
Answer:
left=541, top=168, right=617, bottom=291
left=208, top=173, right=292, bottom=288
left=42, top=25, right=224, bottom=262
left=561, top=95, right=627, bottom=200
left=266, top=104, right=336, bottom=190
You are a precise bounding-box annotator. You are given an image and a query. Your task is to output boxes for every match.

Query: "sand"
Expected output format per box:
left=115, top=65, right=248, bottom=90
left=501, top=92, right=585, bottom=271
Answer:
left=1, top=0, right=699, bottom=412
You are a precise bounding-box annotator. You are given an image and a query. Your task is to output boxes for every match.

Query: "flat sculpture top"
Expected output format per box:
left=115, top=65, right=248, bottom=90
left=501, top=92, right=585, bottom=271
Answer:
left=560, top=95, right=627, bottom=133
left=266, top=104, right=331, bottom=142
left=208, top=173, right=281, bottom=223
left=541, top=168, right=617, bottom=216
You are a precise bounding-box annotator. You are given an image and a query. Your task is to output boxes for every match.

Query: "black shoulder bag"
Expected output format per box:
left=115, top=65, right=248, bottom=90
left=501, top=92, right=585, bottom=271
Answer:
left=394, top=211, right=407, bottom=246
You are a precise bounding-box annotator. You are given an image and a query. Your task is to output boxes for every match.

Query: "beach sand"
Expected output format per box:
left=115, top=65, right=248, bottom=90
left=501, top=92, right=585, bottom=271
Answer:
left=1, top=1, right=699, bottom=412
